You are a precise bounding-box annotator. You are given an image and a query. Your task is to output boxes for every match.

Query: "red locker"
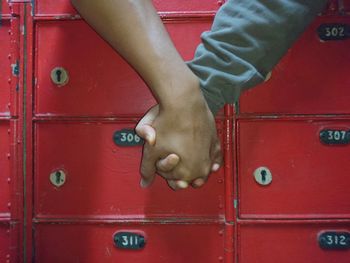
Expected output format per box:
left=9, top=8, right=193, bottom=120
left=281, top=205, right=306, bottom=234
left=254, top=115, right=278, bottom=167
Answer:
left=239, top=15, right=350, bottom=115
left=34, top=222, right=226, bottom=263
left=0, top=18, right=18, bottom=117
left=237, top=221, right=350, bottom=263
left=237, top=119, right=350, bottom=219
left=34, top=19, right=212, bottom=117
left=0, top=222, right=19, bottom=262
left=34, top=121, right=225, bottom=219
left=0, top=121, right=13, bottom=218
left=34, top=0, right=223, bottom=16
left=0, top=0, right=11, bottom=15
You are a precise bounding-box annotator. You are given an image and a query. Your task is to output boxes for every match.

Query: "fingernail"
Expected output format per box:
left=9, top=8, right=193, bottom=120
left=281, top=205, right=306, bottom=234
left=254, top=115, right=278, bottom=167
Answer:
left=176, top=181, right=189, bottom=189
left=193, top=179, right=205, bottom=188
left=140, top=179, right=149, bottom=188
left=146, top=133, right=155, bottom=145
left=212, top=163, right=220, bottom=172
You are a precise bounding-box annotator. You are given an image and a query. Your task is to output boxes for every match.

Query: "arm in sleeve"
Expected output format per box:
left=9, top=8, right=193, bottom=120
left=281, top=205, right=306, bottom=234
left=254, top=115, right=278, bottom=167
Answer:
left=187, top=0, right=328, bottom=114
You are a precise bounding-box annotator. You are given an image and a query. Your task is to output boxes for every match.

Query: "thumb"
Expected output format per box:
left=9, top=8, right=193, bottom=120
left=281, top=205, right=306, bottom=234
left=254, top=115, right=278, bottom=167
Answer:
left=135, top=105, right=159, bottom=146
left=136, top=124, right=156, bottom=146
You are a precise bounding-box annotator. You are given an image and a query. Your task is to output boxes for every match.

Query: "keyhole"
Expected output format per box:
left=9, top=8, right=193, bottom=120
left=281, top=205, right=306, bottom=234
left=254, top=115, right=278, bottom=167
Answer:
left=56, top=70, right=62, bottom=82
left=260, top=170, right=267, bottom=182
left=55, top=171, right=62, bottom=184
left=254, top=167, right=272, bottom=186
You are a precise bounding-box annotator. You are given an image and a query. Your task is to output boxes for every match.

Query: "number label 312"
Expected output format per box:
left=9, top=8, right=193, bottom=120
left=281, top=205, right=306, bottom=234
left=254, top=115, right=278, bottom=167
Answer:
left=319, top=232, right=350, bottom=250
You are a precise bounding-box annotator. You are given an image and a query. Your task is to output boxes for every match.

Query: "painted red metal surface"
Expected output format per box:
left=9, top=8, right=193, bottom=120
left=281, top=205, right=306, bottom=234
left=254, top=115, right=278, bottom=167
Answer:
left=34, top=0, right=223, bottom=16
left=34, top=222, right=225, bottom=263
left=0, top=221, right=19, bottom=262
left=237, top=221, right=350, bottom=263
left=0, top=19, right=12, bottom=116
left=1, top=0, right=11, bottom=15
left=239, top=15, right=350, bottom=115
left=24, top=3, right=35, bottom=261
left=0, top=121, right=11, bottom=218
left=238, top=119, right=350, bottom=219
left=34, top=121, right=225, bottom=219
left=224, top=105, right=234, bottom=223
left=34, top=19, right=212, bottom=117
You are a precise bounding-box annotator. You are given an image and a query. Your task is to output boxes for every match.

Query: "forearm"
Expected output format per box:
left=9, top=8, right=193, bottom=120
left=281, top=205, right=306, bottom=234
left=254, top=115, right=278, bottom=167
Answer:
left=72, top=0, right=201, bottom=109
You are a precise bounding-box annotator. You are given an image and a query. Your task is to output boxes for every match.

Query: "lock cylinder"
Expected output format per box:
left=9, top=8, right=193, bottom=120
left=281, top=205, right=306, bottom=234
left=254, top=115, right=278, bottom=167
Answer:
left=51, top=67, right=69, bottom=86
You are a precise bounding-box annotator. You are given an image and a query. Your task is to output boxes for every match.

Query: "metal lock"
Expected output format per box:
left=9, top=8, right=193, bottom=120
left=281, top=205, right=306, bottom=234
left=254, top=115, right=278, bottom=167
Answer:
left=51, top=67, right=69, bottom=86
left=50, top=170, right=66, bottom=187
left=254, top=167, right=272, bottom=186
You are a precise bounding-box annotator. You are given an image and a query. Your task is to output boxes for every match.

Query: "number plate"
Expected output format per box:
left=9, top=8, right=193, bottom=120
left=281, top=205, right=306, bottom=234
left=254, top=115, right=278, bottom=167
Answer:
left=113, top=129, right=144, bottom=146
left=320, top=129, right=350, bottom=145
left=319, top=232, right=350, bottom=250
left=114, top=232, right=146, bottom=250
left=317, top=23, right=349, bottom=41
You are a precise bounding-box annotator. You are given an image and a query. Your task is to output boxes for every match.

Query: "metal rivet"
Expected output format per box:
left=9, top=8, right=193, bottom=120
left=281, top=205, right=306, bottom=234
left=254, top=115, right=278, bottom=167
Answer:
left=254, top=167, right=272, bottom=186
left=50, top=170, right=66, bottom=187
left=51, top=67, right=69, bottom=86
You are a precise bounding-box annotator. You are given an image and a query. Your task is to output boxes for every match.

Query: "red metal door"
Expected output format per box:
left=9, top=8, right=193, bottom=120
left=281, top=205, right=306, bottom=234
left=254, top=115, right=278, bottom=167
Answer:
left=237, top=119, right=350, bottom=219
left=237, top=221, right=350, bottom=263
left=0, top=222, right=19, bottom=262
left=0, top=18, right=18, bottom=117
left=34, top=19, right=212, bottom=117
left=239, top=15, right=350, bottom=115
left=35, top=223, right=229, bottom=263
left=0, top=121, right=13, bottom=217
left=34, top=121, right=225, bottom=219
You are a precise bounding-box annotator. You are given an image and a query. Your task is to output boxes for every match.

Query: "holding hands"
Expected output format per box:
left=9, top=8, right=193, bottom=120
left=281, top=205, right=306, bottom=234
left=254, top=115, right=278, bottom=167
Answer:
left=136, top=80, right=222, bottom=190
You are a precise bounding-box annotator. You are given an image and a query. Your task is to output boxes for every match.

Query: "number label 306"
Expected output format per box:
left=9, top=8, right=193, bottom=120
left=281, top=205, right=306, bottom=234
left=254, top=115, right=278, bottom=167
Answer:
left=114, top=129, right=144, bottom=146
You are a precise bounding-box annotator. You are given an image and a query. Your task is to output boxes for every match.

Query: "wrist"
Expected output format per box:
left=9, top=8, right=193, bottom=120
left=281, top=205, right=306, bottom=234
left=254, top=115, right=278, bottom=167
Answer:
left=159, top=75, right=207, bottom=113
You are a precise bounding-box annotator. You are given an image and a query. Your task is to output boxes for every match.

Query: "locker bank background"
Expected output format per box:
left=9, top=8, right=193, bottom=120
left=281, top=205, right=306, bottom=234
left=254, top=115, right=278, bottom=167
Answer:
left=0, top=0, right=349, bottom=262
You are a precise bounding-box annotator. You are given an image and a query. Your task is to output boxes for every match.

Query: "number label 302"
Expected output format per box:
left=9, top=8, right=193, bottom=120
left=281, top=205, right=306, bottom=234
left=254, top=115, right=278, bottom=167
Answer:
left=318, top=23, right=349, bottom=41
left=113, top=129, right=144, bottom=146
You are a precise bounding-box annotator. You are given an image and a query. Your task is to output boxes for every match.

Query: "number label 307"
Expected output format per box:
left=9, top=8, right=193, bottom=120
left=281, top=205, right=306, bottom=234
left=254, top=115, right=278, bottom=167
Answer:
left=320, top=129, right=350, bottom=145
left=113, top=129, right=144, bottom=146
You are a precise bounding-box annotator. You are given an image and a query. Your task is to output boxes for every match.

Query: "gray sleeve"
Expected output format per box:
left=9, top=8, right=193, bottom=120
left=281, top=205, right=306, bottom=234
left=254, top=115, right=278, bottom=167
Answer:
left=187, top=0, right=328, bottom=114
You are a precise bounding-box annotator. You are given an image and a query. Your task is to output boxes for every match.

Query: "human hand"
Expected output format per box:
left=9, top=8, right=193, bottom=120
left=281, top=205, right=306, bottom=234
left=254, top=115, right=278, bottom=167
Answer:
left=135, top=98, right=222, bottom=190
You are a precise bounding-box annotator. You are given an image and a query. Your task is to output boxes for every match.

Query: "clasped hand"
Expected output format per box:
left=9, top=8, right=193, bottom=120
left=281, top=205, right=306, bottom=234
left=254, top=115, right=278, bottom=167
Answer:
left=135, top=99, right=222, bottom=191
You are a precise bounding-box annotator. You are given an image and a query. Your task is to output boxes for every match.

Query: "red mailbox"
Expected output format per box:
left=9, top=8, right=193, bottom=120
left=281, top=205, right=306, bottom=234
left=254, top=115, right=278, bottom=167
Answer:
left=239, top=15, right=350, bottom=115
left=34, top=19, right=212, bottom=117
left=0, top=19, right=14, bottom=116
left=34, top=0, right=223, bottom=16
left=35, top=222, right=226, bottom=263
left=238, top=222, right=350, bottom=263
left=0, top=121, right=12, bottom=217
left=0, top=1, right=10, bottom=15
left=0, top=222, right=19, bottom=262
left=238, top=119, right=350, bottom=219
left=34, top=121, right=225, bottom=219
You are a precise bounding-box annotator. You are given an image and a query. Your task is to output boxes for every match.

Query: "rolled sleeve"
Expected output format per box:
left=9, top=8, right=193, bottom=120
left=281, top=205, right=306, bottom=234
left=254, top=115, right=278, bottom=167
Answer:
left=187, top=0, right=327, bottom=114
